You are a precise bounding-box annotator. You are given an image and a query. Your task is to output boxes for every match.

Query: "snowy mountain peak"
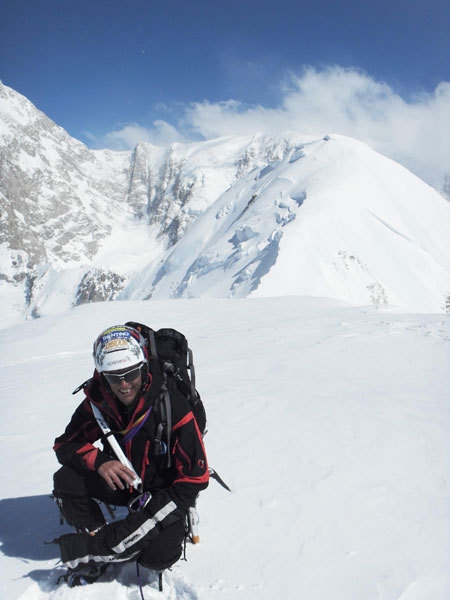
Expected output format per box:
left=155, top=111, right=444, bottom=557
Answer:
left=129, top=134, right=450, bottom=313
left=1, top=82, right=450, bottom=324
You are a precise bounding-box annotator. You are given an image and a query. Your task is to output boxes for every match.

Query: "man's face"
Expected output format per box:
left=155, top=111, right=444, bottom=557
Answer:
left=103, top=364, right=143, bottom=406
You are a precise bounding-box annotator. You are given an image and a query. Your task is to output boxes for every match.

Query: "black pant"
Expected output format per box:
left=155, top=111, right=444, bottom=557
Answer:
left=53, top=465, right=134, bottom=529
left=53, top=465, right=186, bottom=571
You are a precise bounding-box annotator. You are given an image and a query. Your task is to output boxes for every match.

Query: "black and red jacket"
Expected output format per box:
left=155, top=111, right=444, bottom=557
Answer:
left=53, top=363, right=209, bottom=510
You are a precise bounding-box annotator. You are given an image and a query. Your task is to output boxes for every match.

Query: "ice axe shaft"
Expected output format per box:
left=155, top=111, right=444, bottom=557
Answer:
left=90, top=402, right=142, bottom=491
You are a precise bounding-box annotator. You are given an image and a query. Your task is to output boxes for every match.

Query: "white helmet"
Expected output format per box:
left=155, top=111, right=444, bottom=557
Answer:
left=93, top=325, right=147, bottom=372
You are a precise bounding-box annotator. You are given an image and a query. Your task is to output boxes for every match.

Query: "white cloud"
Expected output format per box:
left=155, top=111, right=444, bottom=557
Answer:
left=98, top=120, right=187, bottom=149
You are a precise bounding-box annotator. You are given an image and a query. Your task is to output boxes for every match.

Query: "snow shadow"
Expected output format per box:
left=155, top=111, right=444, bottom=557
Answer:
left=0, top=494, right=70, bottom=560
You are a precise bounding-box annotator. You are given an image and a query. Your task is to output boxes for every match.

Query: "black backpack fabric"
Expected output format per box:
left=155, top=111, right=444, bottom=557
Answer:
left=125, top=321, right=207, bottom=436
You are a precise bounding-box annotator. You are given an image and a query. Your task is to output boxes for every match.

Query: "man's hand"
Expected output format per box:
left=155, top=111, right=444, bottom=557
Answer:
left=98, top=460, right=137, bottom=490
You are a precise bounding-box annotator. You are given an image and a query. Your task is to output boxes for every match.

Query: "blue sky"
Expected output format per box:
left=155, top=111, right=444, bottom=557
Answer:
left=0, top=0, right=449, bottom=189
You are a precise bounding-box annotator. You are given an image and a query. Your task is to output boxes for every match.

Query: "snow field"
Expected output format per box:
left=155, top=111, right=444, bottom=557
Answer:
left=1, top=296, right=449, bottom=599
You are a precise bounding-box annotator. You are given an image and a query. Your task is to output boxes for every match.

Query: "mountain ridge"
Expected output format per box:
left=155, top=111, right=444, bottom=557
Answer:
left=1, top=82, right=449, bottom=323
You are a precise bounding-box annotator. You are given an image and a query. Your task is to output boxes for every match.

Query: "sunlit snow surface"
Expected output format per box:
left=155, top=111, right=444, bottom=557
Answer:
left=1, top=297, right=449, bottom=599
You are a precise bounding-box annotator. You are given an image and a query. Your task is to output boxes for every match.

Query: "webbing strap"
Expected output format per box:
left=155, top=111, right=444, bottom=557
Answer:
left=120, top=407, right=152, bottom=445
left=145, top=329, right=172, bottom=466
left=187, top=348, right=197, bottom=401
left=161, top=383, right=172, bottom=468
left=147, top=329, right=158, bottom=358
left=154, top=421, right=164, bottom=452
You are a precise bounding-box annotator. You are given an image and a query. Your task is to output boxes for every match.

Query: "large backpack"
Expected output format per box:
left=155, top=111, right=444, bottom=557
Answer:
left=125, top=321, right=207, bottom=460
left=128, top=323, right=230, bottom=497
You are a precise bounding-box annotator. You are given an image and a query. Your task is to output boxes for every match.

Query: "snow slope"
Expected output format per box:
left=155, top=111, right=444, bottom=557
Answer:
left=129, top=135, right=450, bottom=314
left=1, top=297, right=449, bottom=599
left=2, top=82, right=450, bottom=317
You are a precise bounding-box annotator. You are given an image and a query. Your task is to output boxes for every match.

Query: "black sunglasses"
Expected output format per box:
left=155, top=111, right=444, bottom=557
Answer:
left=103, top=364, right=143, bottom=385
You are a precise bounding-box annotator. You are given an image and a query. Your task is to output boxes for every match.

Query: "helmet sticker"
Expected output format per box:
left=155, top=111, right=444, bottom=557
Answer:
left=93, top=326, right=145, bottom=372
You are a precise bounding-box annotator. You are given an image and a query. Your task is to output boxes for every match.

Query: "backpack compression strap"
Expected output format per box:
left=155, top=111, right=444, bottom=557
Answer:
left=187, top=347, right=197, bottom=403
left=157, top=383, right=172, bottom=468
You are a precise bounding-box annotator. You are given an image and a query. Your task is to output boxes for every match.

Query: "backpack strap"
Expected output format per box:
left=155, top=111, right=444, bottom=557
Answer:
left=146, top=328, right=158, bottom=358
left=187, top=348, right=197, bottom=402
left=145, top=327, right=173, bottom=467
left=160, top=381, right=172, bottom=468
left=153, top=383, right=172, bottom=468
